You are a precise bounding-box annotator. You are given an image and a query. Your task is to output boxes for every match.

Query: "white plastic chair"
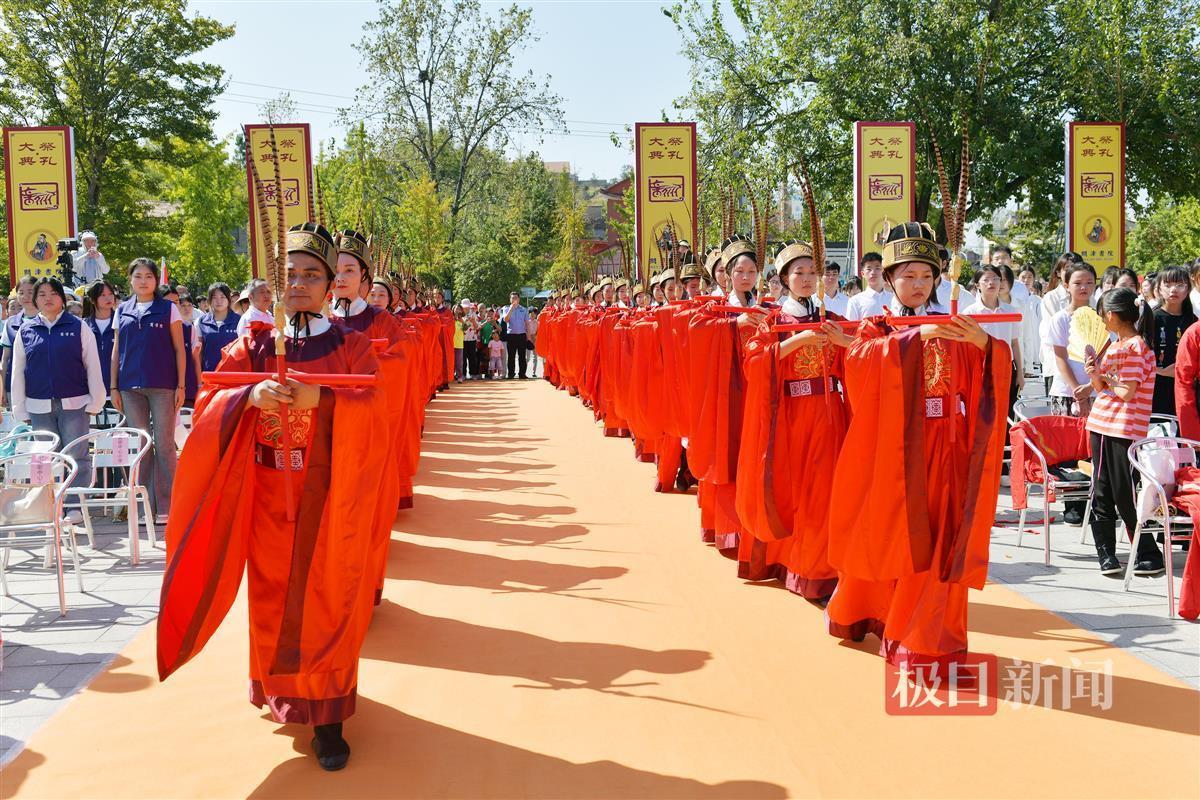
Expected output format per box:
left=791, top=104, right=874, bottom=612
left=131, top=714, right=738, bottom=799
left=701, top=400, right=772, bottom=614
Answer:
left=1011, top=405, right=1093, bottom=562
left=175, top=407, right=194, bottom=451
left=90, top=407, right=126, bottom=430
left=1125, top=436, right=1196, bottom=617
left=0, top=451, right=80, bottom=615
left=0, top=431, right=62, bottom=480
left=61, top=428, right=157, bottom=565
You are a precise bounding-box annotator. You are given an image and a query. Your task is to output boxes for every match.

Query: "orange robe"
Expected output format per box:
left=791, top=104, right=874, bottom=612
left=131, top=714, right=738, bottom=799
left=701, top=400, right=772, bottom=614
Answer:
left=332, top=305, right=411, bottom=603
left=688, top=307, right=752, bottom=560
left=737, top=309, right=848, bottom=599
left=157, top=325, right=386, bottom=724
left=827, top=319, right=1010, bottom=663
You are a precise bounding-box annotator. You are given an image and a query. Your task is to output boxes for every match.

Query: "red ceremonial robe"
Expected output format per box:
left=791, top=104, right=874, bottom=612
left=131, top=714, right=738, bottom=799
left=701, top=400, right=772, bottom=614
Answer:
left=332, top=303, right=411, bottom=604
left=157, top=324, right=387, bottom=724
left=737, top=306, right=848, bottom=599
left=826, top=319, right=1009, bottom=664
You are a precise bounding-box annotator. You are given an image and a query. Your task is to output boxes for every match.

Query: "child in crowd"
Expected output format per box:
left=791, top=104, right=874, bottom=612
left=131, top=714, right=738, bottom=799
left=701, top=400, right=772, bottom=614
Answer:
left=487, top=330, right=504, bottom=379
left=1084, top=287, right=1164, bottom=577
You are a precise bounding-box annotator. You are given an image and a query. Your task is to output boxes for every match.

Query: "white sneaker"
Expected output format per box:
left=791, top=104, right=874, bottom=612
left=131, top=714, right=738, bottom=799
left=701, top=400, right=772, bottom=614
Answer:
left=64, top=511, right=84, bottom=525
left=154, top=513, right=169, bottom=526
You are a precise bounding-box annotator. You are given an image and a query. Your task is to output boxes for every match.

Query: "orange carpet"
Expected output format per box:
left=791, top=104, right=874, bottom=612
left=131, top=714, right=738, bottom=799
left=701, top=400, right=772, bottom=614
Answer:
left=2, top=380, right=1197, bottom=800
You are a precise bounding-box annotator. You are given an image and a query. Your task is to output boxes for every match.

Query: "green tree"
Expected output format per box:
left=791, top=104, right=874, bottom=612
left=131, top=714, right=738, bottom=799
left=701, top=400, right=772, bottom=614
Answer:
left=393, top=176, right=452, bottom=285
left=456, top=152, right=559, bottom=290
left=0, top=0, right=233, bottom=260
left=667, top=0, right=1200, bottom=240
left=348, top=0, right=563, bottom=238
left=1127, top=197, right=1200, bottom=270
left=455, top=237, right=520, bottom=306
left=548, top=175, right=594, bottom=289
left=163, top=137, right=250, bottom=293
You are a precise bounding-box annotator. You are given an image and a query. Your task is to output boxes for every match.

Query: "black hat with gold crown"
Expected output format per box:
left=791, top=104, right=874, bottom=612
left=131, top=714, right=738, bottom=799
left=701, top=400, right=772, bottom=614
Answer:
left=703, top=247, right=722, bottom=275
left=773, top=240, right=814, bottom=276
left=678, top=250, right=706, bottom=282
left=334, top=229, right=373, bottom=274
left=880, top=222, right=941, bottom=274
left=720, top=233, right=756, bottom=267
left=286, top=222, right=338, bottom=277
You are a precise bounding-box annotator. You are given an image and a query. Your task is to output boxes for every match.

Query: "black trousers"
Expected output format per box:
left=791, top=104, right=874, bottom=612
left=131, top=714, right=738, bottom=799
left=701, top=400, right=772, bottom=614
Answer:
left=465, top=341, right=481, bottom=377
left=507, top=333, right=528, bottom=377
left=1088, top=431, right=1158, bottom=558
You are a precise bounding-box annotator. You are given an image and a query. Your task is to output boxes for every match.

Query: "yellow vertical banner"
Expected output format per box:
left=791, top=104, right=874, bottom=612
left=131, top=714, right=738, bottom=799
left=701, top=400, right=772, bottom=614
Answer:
left=3, top=126, right=77, bottom=283
left=244, top=124, right=313, bottom=279
left=1066, top=123, right=1125, bottom=270
left=634, top=123, right=696, bottom=281
left=853, top=122, right=916, bottom=266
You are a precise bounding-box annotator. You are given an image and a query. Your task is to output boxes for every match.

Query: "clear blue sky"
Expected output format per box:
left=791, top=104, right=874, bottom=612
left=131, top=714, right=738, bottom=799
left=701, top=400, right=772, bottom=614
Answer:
left=190, top=0, right=694, bottom=180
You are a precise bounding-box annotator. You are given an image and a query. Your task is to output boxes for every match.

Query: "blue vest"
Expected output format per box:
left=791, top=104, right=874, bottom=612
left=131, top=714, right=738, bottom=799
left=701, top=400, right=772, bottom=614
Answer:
left=4, top=313, right=34, bottom=394
left=182, top=322, right=198, bottom=401
left=197, top=311, right=241, bottom=372
left=116, top=297, right=178, bottom=390
left=85, top=315, right=115, bottom=393
left=20, top=314, right=89, bottom=400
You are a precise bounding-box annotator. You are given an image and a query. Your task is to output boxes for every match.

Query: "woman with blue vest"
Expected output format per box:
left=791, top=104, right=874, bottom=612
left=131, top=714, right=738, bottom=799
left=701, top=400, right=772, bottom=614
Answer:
left=111, top=258, right=186, bottom=522
left=82, top=280, right=117, bottom=396
left=1, top=275, right=39, bottom=411
left=194, top=282, right=240, bottom=372
left=160, top=284, right=200, bottom=406
left=11, top=278, right=107, bottom=497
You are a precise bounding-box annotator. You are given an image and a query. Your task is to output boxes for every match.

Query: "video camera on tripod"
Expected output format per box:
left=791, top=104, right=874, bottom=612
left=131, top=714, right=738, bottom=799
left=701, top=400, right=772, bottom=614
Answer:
left=56, top=237, right=80, bottom=284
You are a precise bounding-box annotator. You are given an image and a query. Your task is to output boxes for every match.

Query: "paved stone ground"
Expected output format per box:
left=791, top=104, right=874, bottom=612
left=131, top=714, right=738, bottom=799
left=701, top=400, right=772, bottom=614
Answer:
left=991, top=489, right=1198, bottom=688
left=1, top=519, right=163, bottom=766
left=1, top=427, right=1196, bottom=768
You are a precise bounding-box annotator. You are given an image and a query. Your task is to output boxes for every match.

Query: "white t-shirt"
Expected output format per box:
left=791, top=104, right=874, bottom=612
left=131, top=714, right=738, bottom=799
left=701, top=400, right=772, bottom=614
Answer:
left=935, top=279, right=975, bottom=310
left=845, top=286, right=893, bottom=321
left=962, top=300, right=1020, bottom=344
left=822, top=290, right=849, bottom=318
left=235, top=306, right=275, bottom=337
left=1046, top=308, right=1091, bottom=398
left=1009, top=280, right=1031, bottom=305
left=1019, top=295, right=1042, bottom=368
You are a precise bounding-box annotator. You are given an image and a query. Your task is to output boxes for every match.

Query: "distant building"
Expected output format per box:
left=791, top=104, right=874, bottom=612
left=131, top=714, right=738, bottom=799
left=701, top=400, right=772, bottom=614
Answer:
left=543, top=161, right=572, bottom=175
left=586, top=177, right=631, bottom=277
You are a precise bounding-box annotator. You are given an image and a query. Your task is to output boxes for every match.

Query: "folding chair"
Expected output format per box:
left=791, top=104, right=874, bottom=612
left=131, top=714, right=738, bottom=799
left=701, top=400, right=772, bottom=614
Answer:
left=61, top=428, right=157, bottom=565
left=1010, top=415, right=1092, bottom=564
left=0, top=451, right=80, bottom=615
left=1125, top=437, right=1197, bottom=617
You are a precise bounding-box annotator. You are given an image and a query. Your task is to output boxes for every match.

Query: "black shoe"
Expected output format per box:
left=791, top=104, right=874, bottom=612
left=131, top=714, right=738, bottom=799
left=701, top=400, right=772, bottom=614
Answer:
left=1133, top=556, right=1166, bottom=577
left=1063, top=508, right=1084, bottom=525
left=1097, top=548, right=1122, bottom=576
left=312, top=723, right=350, bottom=771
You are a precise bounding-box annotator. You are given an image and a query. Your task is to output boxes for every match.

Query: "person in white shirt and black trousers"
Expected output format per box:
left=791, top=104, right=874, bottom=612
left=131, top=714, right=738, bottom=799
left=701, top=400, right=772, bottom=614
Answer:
left=11, top=277, right=108, bottom=503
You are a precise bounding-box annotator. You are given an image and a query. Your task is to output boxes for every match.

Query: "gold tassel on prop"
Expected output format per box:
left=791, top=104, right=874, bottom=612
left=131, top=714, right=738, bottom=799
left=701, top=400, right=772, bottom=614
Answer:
left=315, top=167, right=328, bottom=229
left=793, top=156, right=826, bottom=316
left=743, top=176, right=765, bottom=295
left=929, top=120, right=971, bottom=314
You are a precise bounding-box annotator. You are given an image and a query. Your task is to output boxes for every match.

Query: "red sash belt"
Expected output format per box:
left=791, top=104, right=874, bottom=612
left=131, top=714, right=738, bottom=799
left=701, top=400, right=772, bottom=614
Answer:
left=783, top=377, right=838, bottom=398
left=254, top=442, right=306, bottom=471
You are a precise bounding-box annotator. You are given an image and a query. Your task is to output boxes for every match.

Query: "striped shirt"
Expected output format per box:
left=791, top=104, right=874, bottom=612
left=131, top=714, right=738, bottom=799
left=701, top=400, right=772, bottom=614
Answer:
left=1086, top=335, right=1156, bottom=439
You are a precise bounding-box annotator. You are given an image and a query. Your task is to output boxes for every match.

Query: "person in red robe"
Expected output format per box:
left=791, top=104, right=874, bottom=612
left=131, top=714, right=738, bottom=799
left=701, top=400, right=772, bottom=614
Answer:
left=157, top=222, right=387, bottom=771
left=826, top=222, right=1010, bottom=667
left=330, top=229, right=414, bottom=605
left=737, top=241, right=853, bottom=600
